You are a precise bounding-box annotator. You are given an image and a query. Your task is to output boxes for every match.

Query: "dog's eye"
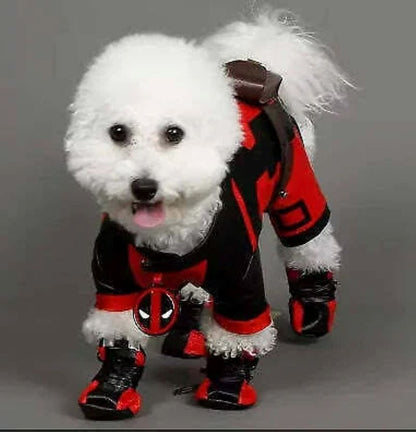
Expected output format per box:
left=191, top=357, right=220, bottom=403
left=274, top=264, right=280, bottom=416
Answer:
left=163, top=125, right=184, bottom=145
left=109, top=124, right=130, bottom=144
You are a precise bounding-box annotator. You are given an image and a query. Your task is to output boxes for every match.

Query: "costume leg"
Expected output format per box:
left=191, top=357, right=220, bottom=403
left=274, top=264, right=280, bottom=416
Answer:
left=79, top=339, right=146, bottom=420
left=79, top=308, right=149, bottom=420
left=196, top=252, right=277, bottom=410
left=278, top=223, right=341, bottom=337
left=161, top=284, right=209, bottom=359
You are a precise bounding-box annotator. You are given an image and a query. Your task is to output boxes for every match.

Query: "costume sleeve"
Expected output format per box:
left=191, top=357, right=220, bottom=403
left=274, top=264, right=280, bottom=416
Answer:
left=268, top=127, right=330, bottom=247
left=91, top=215, right=138, bottom=294
left=209, top=250, right=272, bottom=334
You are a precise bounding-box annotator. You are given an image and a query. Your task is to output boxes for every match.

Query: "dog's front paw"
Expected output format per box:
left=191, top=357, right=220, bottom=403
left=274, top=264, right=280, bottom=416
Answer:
left=289, top=297, right=337, bottom=337
left=287, top=269, right=337, bottom=338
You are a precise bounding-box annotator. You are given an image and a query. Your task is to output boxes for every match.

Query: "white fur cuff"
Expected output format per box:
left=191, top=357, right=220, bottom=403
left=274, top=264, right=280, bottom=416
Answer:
left=82, top=308, right=149, bottom=348
left=278, top=223, right=341, bottom=272
left=202, top=314, right=277, bottom=358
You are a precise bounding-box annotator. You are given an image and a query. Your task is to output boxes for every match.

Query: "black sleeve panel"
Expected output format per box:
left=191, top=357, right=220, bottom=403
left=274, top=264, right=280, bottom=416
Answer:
left=91, top=218, right=138, bottom=294
left=208, top=250, right=268, bottom=321
left=268, top=121, right=330, bottom=248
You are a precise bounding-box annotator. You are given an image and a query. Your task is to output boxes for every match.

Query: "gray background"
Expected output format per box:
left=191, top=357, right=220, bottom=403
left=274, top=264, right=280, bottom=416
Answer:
left=1, top=0, right=415, bottom=428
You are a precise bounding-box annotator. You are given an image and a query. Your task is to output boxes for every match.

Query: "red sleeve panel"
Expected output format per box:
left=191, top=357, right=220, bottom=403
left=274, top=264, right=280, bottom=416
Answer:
left=269, top=128, right=330, bottom=247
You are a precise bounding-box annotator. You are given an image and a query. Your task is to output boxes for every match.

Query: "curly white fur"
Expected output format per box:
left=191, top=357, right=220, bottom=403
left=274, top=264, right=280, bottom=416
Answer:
left=82, top=308, right=149, bottom=348
left=203, top=9, right=352, bottom=160
left=203, top=9, right=351, bottom=121
left=297, top=117, right=316, bottom=161
left=277, top=223, right=341, bottom=272
left=202, top=312, right=277, bottom=358
left=180, top=283, right=211, bottom=304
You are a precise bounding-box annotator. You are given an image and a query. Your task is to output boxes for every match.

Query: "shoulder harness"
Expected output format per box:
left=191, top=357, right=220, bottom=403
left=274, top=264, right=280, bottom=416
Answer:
left=224, top=59, right=293, bottom=198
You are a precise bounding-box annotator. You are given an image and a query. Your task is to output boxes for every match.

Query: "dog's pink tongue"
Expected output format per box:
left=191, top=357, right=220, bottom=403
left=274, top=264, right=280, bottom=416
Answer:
left=133, top=203, right=165, bottom=228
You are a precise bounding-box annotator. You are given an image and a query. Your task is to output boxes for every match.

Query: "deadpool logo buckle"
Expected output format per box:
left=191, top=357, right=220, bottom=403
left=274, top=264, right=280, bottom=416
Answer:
left=132, top=287, right=179, bottom=336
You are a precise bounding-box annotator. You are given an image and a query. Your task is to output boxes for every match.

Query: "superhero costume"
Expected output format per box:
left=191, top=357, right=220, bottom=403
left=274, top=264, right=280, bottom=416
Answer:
left=79, top=61, right=337, bottom=417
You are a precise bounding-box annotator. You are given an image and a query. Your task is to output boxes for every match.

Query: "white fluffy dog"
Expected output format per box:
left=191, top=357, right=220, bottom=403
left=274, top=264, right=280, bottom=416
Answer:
left=66, top=10, right=349, bottom=420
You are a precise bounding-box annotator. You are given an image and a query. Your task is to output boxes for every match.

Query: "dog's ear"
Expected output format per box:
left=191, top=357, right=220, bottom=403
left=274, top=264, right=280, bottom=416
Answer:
left=224, top=59, right=282, bottom=105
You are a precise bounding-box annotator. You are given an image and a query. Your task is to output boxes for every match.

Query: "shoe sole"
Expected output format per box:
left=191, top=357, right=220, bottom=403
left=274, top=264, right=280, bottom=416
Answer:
left=79, top=403, right=135, bottom=420
left=197, top=398, right=254, bottom=411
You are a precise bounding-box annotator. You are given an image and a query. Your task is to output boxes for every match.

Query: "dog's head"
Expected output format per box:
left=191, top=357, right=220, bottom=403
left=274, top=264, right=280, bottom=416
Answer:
left=65, top=34, right=241, bottom=235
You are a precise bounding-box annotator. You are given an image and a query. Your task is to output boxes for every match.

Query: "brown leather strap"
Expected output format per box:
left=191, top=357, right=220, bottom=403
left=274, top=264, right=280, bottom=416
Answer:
left=263, top=103, right=293, bottom=198
left=225, top=59, right=292, bottom=196
left=225, top=59, right=282, bottom=104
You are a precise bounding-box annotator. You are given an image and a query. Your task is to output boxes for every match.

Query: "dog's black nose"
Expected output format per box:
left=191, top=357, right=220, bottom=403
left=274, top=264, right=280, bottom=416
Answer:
left=131, top=178, right=158, bottom=201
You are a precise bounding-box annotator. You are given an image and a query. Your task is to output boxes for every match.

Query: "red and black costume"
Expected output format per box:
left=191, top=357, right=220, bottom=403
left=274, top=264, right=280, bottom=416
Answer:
left=80, top=61, right=337, bottom=417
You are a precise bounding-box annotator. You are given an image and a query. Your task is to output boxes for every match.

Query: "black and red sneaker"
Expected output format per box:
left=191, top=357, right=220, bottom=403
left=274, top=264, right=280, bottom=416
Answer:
left=287, top=268, right=337, bottom=338
left=195, top=353, right=258, bottom=410
left=78, top=339, right=146, bottom=420
left=162, top=297, right=206, bottom=359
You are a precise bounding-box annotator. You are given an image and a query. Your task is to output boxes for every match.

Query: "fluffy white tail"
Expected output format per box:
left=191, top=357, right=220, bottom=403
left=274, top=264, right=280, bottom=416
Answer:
left=202, top=9, right=352, bottom=156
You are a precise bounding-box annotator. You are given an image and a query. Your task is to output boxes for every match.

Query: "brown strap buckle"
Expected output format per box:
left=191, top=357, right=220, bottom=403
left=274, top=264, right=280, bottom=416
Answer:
left=224, top=59, right=282, bottom=105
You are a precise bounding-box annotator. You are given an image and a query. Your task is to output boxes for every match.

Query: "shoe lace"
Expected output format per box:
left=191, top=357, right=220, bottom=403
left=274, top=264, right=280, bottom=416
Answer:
left=290, top=277, right=337, bottom=303
left=97, top=354, right=143, bottom=390
left=206, top=356, right=259, bottom=384
left=172, top=358, right=258, bottom=396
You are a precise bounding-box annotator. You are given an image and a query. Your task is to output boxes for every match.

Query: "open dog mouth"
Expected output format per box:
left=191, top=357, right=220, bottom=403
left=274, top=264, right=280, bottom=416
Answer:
left=131, top=201, right=166, bottom=228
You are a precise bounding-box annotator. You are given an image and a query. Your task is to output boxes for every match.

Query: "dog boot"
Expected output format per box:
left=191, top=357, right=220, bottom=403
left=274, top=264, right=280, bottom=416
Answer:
left=162, top=296, right=206, bottom=359
left=195, top=353, right=258, bottom=410
left=78, top=339, right=146, bottom=420
left=287, top=268, right=337, bottom=337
